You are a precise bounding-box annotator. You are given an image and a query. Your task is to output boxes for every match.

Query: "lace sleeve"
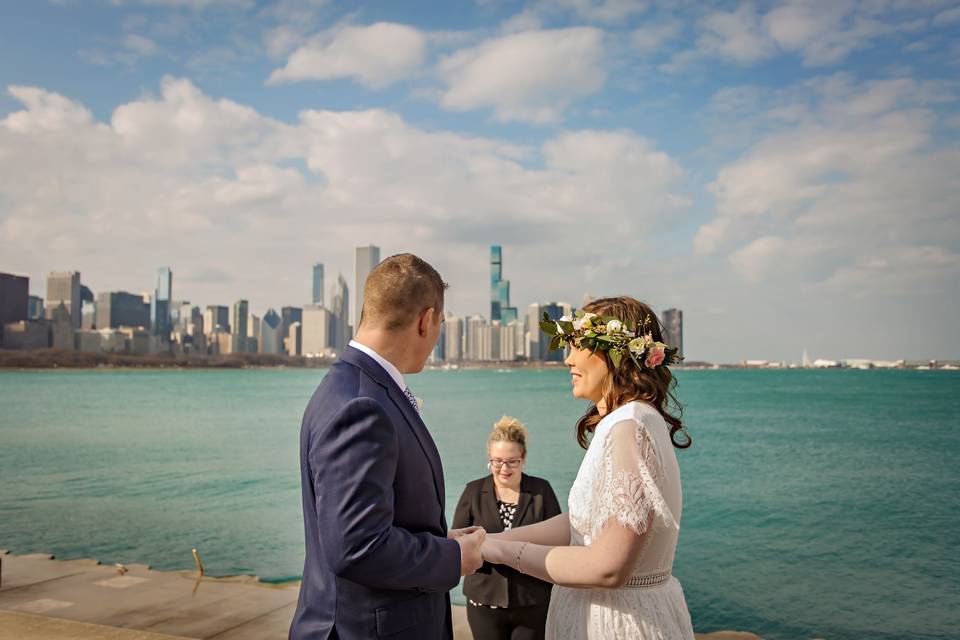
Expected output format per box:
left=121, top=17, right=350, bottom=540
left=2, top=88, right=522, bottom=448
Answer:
left=594, top=418, right=678, bottom=538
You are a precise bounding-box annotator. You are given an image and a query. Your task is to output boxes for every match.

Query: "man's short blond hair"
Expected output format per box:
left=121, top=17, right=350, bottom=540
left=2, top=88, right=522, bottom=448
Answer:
left=361, top=253, right=448, bottom=331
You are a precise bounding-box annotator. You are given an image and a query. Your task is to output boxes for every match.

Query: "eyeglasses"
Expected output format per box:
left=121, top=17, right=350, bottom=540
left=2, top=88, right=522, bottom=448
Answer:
left=489, top=458, right=523, bottom=470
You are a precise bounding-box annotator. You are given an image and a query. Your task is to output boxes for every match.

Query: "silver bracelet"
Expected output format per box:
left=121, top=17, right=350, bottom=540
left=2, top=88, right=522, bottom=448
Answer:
left=514, top=542, right=528, bottom=574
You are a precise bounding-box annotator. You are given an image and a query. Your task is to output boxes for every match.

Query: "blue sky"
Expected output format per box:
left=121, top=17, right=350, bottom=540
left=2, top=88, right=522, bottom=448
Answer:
left=1, top=0, right=958, bottom=362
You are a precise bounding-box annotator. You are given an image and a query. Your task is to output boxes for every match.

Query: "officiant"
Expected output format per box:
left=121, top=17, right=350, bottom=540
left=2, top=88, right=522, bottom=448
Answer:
left=453, top=416, right=562, bottom=640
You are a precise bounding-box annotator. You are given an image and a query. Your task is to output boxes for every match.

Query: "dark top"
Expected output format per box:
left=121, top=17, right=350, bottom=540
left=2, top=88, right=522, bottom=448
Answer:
left=289, top=346, right=460, bottom=640
left=453, top=474, right=563, bottom=609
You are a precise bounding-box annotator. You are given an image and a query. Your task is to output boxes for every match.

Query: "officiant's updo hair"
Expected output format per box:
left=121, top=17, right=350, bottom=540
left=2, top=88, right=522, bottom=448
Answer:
left=361, top=253, right=448, bottom=331
left=575, top=296, right=688, bottom=450
left=489, top=415, right=528, bottom=456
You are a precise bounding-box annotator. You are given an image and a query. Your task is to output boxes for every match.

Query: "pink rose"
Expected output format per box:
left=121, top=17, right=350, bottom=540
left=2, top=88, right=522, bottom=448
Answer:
left=645, top=345, right=666, bottom=368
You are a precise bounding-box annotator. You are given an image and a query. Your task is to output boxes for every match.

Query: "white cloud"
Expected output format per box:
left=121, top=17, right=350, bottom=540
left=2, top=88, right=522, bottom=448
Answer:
left=111, top=76, right=279, bottom=165
left=695, top=75, right=960, bottom=293
left=267, top=22, right=427, bottom=88
left=4, top=86, right=96, bottom=133
left=263, top=24, right=307, bottom=58
left=932, top=6, right=960, bottom=26
left=116, top=0, right=255, bottom=9
left=259, top=0, right=329, bottom=59
left=631, top=19, right=682, bottom=54
left=0, top=79, right=688, bottom=325
left=698, top=2, right=775, bottom=63
left=536, top=0, right=648, bottom=23
left=763, top=0, right=893, bottom=67
left=123, top=34, right=159, bottom=56
left=438, top=28, right=605, bottom=124
left=729, top=235, right=788, bottom=282
left=669, top=0, right=929, bottom=70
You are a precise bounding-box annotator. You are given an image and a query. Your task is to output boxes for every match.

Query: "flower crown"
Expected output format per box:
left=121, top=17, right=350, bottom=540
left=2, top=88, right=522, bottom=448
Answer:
left=539, top=310, right=682, bottom=370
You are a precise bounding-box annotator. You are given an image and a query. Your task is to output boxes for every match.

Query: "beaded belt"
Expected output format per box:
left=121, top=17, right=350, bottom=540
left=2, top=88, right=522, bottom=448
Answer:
left=622, top=571, right=672, bottom=588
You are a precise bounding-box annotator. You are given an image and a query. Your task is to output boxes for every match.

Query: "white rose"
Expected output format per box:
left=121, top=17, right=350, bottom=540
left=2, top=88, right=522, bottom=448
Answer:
left=572, top=318, right=585, bottom=330
left=606, top=319, right=623, bottom=334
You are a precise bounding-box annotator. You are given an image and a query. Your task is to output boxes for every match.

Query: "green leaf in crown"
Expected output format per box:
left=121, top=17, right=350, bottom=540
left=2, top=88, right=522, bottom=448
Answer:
left=537, top=309, right=683, bottom=370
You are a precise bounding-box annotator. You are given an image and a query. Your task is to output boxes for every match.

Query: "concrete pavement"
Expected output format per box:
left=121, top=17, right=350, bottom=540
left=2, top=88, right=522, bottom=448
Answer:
left=0, top=550, right=760, bottom=639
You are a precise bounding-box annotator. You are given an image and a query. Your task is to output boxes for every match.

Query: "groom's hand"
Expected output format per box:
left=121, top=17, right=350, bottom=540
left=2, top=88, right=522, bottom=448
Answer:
left=448, top=526, right=484, bottom=540
left=456, top=528, right=486, bottom=576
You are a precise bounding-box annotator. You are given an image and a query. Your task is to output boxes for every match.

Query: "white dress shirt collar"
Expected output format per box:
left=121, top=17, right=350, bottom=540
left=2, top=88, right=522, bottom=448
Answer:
left=348, top=339, right=407, bottom=392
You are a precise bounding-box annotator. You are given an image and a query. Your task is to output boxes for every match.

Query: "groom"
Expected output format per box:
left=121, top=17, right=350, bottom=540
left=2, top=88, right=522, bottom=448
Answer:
left=289, top=253, right=485, bottom=640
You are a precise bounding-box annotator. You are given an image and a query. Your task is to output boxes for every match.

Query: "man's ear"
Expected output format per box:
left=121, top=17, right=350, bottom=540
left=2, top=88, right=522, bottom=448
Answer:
left=418, top=307, right=435, bottom=336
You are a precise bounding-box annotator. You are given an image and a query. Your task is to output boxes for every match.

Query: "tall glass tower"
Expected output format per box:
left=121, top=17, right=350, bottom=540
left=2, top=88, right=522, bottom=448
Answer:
left=331, top=274, right=350, bottom=353
left=312, top=263, right=325, bottom=306
left=355, top=245, right=380, bottom=329
left=490, top=245, right=517, bottom=323
left=153, top=267, right=172, bottom=338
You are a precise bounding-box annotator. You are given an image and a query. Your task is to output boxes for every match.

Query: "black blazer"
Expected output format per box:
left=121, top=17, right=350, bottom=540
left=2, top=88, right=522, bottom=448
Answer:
left=453, top=474, right=562, bottom=608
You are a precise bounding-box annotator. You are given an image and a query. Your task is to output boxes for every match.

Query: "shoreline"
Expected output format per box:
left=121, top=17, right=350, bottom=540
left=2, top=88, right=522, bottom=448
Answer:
left=0, top=550, right=762, bottom=640
left=3, top=348, right=953, bottom=371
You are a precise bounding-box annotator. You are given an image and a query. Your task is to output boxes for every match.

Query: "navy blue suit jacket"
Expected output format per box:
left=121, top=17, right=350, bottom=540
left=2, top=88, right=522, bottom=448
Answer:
left=289, top=346, right=461, bottom=640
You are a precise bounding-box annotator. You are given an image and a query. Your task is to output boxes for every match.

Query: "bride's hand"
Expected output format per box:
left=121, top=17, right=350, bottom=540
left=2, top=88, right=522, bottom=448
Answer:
left=480, top=538, right=508, bottom=565
left=448, top=526, right=484, bottom=540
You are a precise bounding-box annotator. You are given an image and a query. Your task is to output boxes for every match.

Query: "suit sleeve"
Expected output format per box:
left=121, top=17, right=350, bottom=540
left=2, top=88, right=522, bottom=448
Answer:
left=543, top=480, right=563, bottom=519
left=452, top=483, right=473, bottom=529
left=308, top=396, right=460, bottom=592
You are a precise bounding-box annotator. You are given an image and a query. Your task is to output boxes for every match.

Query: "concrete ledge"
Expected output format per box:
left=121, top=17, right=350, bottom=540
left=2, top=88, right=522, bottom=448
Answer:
left=0, top=552, right=761, bottom=639
left=0, top=610, right=188, bottom=640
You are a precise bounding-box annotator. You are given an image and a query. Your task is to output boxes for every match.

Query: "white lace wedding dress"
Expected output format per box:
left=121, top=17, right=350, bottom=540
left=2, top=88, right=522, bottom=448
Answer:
left=544, top=401, right=695, bottom=639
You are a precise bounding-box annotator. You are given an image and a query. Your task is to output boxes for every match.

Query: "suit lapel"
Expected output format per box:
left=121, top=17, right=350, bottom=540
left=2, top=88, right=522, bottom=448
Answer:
left=340, top=347, right=446, bottom=516
left=386, top=383, right=447, bottom=514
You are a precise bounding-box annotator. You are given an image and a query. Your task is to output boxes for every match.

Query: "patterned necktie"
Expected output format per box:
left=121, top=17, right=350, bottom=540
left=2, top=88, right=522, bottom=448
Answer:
left=403, top=387, right=420, bottom=414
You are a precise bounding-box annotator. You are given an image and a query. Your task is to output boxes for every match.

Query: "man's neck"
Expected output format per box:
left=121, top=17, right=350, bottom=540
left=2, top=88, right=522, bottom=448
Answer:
left=353, top=329, right=413, bottom=374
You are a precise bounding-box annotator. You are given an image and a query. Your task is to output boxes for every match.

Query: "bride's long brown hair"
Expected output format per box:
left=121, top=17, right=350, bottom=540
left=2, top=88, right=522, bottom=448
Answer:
left=573, top=296, right=689, bottom=450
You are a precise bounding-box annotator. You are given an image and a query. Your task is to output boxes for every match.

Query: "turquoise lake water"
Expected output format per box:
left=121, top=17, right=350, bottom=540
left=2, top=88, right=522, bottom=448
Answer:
left=1, top=368, right=958, bottom=639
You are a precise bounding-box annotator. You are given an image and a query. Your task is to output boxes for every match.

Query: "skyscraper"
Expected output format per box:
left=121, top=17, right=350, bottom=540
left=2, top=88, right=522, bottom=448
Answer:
left=444, top=313, right=463, bottom=361
left=312, top=263, right=325, bottom=306
left=46, top=271, right=81, bottom=328
left=232, top=300, right=249, bottom=352
left=302, top=305, right=333, bottom=356
left=355, top=245, right=380, bottom=330
left=331, top=274, right=350, bottom=353
left=0, top=272, right=29, bottom=327
left=661, top=308, right=683, bottom=360
left=153, top=267, right=173, bottom=338
left=281, top=306, right=302, bottom=347
left=96, top=291, right=150, bottom=329
left=490, top=245, right=518, bottom=323
left=526, top=303, right=541, bottom=361
left=465, top=314, right=487, bottom=361
left=205, top=305, right=230, bottom=333
left=27, top=295, right=44, bottom=320
left=432, top=322, right=446, bottom=362
left=539, top=302, right=566, bottom=362
left=261, top=308, right=282, bottom=354
left=50, top=303, right=75, bottom=350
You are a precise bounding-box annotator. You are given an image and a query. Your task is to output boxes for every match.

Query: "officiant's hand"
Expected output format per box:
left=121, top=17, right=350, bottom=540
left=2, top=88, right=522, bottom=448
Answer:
left=456, top=527, right=486, bottom=576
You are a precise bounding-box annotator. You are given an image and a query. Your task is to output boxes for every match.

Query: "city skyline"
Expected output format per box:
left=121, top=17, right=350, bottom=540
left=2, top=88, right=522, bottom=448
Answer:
left=1, top=2, right=958, bottom=362
left=4, top=258, right=957, bottom=366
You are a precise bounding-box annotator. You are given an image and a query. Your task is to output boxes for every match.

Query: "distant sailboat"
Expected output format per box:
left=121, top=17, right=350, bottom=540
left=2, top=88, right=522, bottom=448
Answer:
left=802, top=349, right=811, bottom=368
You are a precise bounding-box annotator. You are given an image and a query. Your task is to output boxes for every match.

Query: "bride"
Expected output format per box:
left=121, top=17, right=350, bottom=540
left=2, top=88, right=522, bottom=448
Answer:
left=480, top=296, right=695, bottom=639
